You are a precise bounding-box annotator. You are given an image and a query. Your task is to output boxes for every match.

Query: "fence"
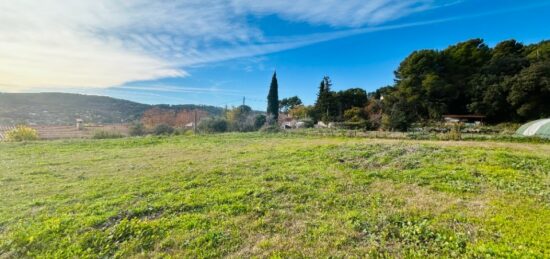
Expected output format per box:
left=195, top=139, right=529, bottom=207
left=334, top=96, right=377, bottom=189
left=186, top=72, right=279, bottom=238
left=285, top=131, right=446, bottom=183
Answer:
left=0, top=125, right=16, bottom=140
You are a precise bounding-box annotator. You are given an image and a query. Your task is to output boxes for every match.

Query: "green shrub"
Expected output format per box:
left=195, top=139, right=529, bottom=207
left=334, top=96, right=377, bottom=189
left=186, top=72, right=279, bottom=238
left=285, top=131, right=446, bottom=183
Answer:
left=382, top=105, right=411, bottom=132
left=92, top=131, right=124, bottom=139
left=198, top=117, right=228, bottom=133
left=153, top=124, right=174, bottom=135
left=297, top=118, right=315, bottom=128
left=494, top=122, right=522, bottom=134
left=447, top=123, right=462, bottom=141
left=303, top=118, right=315, bottom=127
left=254, top=115, right=267, bottom=130
left=260, top=124, right=281, bottom=133
left=173, top=128, right=193, bottom=136
left=343, top=107, right=367, bottom=122
left=227, top=105, right=257, bottom=132
left=342, top=120, right=370, bottom=130
left=129, top=122, right=146, bottom=136
left=5, top=126, right=39, bottom=141
left=183, top=129, right=194, bottom=136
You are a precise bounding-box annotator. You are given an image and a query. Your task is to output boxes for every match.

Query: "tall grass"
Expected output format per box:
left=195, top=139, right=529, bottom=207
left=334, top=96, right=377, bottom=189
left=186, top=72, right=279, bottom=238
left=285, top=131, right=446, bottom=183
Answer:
left=92, top=130, right=124, bottom=139
left=5, top=125, right=39, bottom=141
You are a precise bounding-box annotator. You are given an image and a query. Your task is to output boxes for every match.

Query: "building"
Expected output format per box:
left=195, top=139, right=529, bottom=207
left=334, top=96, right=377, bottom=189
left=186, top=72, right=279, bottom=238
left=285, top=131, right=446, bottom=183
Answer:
left=76, top=118, right=84, bottom=130
left=443, top=115, right=485, bottom=126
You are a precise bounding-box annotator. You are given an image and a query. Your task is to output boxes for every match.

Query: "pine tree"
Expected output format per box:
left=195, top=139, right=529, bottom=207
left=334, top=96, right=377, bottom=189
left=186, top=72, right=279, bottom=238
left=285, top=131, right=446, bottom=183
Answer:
left=323, top=76, right=332, bottom=92
left=316, top=80, right=326, bottom=105
left=267, top=71, right=279, bottom=123
left=314, top=76, right=334, bottom=122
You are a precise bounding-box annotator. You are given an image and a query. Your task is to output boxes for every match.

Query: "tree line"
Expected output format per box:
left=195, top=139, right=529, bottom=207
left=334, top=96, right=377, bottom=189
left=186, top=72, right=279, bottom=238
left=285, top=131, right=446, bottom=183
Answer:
left=282, top=38, right=550, bottom=131
left=140, top=38, right=549, bottom=134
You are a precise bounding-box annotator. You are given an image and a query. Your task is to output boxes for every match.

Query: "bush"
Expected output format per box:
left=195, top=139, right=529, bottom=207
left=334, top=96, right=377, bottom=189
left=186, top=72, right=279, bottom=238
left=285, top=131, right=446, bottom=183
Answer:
left=153, top=124, right=174, bottom=135
left=254, top=115, right=267, bottom=129
left=493, top=122, right=522, bottom=135
left=5, top=126, right=39, bottom=141
left=344, top=107, right=367, bottom=122
left=92, top=131, right=124, bottom=139
left=382, top=103, right=412, bottom=132
left=299, top=118, right=315, bottom=128
left=198, top=117, right=228, bottom=133
left=382, top=113, right=408, bottom=132
left=447, top=123, right=462, bottom=141
left=226, top=105, right=256, bottom=132
left=174, top=128, right=193, bottom=136
left=288, top=105, right=312, bottom=119
left=129, top=122, right=146, bottom=136
left=260, top=124, right=281, bottom=133
left=342, top=120, right=370, bottom=130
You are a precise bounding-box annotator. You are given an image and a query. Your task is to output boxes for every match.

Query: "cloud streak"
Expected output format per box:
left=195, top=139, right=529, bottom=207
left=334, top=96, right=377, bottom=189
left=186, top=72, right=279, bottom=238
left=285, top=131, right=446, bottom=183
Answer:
left=0, top=0, right=484, bottom=91
left=230, top=0, right=454, bottom=27
left=114, top=85, right=245, bottom=96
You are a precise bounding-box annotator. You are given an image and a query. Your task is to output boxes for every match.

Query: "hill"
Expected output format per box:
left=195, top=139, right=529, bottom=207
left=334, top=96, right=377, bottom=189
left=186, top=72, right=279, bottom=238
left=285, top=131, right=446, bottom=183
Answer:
left=0, top=92, right=224, bottom=125
left=0, top=134, right=548, bottom=257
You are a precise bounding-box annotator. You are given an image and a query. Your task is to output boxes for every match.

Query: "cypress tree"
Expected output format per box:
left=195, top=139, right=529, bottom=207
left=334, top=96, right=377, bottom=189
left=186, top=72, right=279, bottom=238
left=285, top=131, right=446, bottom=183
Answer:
left=267, top=71, right=279, bottom=122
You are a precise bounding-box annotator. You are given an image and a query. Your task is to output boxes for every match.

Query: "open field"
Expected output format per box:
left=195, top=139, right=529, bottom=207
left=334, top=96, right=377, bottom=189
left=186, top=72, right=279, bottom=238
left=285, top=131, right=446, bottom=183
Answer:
left=1, top=134, right=549, bottom=257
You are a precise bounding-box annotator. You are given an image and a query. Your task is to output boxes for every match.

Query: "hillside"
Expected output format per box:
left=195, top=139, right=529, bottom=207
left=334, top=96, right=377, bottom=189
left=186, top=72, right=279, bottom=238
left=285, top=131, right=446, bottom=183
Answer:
left=0, top=134, right=548, bottom=257
left=0, top=93, right=224, bottom=125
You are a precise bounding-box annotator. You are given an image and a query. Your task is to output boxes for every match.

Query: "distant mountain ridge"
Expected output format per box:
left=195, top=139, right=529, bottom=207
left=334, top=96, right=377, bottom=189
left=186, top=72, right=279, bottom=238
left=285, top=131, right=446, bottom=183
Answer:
left=0, top=92, right=224, bottom=125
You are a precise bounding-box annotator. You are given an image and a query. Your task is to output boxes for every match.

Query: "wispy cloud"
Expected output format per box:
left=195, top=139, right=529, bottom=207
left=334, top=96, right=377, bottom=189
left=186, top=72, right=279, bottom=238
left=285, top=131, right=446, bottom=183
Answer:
left=115, top=85, right=244, bottom=96
left=0, top=0, right=462, bottom=91
left=230, top=0, right=456, bottom=27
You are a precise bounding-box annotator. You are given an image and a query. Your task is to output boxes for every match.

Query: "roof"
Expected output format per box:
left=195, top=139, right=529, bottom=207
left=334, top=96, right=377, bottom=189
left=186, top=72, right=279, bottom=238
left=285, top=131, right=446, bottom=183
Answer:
left=443, top=115, right=486, bottom=119
left=516, top=119, right=550, bottom=138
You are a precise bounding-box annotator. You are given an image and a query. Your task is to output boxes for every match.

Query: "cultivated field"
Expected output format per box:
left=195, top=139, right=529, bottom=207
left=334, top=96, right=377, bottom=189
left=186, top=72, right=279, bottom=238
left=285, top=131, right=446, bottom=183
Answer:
left=0, top=134, right=549, bottom=257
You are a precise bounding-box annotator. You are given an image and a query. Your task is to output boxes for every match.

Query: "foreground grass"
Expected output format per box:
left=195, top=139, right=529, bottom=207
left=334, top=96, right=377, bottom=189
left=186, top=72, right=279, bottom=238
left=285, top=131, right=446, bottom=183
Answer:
left=0, top=134, right=549, bottom=257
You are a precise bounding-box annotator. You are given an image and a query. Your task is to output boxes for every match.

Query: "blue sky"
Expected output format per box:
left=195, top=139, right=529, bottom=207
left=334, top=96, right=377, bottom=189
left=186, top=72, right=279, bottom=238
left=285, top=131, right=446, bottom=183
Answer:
left=1, top=0, right=549, bottom=110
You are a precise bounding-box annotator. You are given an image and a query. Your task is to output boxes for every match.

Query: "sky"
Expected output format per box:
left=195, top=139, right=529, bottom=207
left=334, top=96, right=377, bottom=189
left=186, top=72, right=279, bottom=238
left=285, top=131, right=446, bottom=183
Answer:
left=1, top=0, right=549, bottom=110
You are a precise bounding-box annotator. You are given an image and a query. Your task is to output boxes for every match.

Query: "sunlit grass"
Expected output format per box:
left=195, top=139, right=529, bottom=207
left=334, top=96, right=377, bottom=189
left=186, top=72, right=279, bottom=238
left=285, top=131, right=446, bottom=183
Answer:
left=0, top=134, right=548, bottom=257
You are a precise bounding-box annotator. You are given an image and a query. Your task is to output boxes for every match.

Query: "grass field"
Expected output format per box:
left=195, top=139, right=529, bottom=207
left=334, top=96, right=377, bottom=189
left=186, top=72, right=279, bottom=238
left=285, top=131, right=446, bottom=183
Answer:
left=1, top=134, right=549, bottom=257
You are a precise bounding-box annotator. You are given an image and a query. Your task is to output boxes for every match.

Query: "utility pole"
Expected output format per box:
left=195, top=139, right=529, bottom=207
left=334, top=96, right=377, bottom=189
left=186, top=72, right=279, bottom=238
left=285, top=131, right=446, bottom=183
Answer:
left=193, top=109, right=197, bottom=134
left=243, top=96, right=246, bottom=106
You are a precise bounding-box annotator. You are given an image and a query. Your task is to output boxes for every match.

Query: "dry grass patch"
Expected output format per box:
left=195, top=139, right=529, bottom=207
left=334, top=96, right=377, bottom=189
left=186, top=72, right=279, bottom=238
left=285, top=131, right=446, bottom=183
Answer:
left=368, top=180, right=488, bottom=217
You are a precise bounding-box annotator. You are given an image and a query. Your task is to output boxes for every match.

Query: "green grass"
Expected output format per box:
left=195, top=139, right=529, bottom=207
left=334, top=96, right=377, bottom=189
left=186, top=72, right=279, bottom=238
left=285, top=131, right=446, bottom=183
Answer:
left=1, top=134, right=549, bottom=257
left=287, top=128, right=550, bottom=144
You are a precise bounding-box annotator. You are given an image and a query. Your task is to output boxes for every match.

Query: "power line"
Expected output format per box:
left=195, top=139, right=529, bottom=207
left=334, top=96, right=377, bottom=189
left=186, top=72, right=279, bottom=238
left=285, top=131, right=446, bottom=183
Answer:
left=215, top=96, right=266, bottom=107
left=245, top=97, right=267, bottom=103
left=215, top=98, right=244, bottom=106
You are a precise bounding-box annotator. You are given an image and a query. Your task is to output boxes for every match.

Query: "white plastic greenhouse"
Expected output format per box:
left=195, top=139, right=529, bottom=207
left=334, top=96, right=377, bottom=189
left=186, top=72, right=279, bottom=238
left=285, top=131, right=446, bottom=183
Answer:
left=516, top=119, right=550, bottom=138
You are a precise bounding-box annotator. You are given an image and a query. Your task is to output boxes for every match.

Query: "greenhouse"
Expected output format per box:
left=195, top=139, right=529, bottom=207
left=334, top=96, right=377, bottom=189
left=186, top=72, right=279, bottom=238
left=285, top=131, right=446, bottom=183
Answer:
left=516, top=119, right=550, bottom=138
